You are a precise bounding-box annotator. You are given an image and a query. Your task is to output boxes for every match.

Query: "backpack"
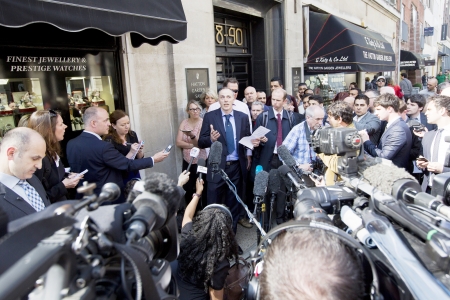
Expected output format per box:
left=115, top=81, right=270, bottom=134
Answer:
left=224, top=257, right=252, bottom=300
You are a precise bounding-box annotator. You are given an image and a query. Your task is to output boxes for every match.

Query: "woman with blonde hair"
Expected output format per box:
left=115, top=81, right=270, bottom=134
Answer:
left=176, top=100, right=208, bottom=206
left=199, top=89, right=218, bottom=118
left=29, top=110, right=82, bottom=203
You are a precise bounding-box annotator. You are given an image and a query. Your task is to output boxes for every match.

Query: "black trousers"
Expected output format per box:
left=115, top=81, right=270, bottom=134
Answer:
left=207, top=161, right=242, bottom=233
left=181, top=160, right=207, bottom=210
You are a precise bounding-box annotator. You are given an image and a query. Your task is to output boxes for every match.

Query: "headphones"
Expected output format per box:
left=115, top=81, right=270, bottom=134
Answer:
left=202, top=204, right=233, bottom=222
left=247, top=220, right=383, bottom=300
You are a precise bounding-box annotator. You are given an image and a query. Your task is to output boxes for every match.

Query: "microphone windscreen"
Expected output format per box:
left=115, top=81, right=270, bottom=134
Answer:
left=363, top=163, right=416, bottom=195
left=278, top=164, right=300, bottom=188
left=253, top=171, right=269, bottom=197
left=255, top=165, right=263, bottom=175
left=143, top=173, right=180, bottom=217
left=268, top=169, right=281, bottom=194
left=197, top=158, right=206, bottom=168
left=209, top=141, right=223, bottom=166
left=277, top=145, right=297, bottom=168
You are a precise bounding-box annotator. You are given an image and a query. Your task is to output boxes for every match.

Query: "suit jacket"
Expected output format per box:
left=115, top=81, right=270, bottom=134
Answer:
left=198, top=109, right=251, bottom=183
left=67, top=132, right=154, bottom=202
left=363, top=118, right=412, bottom=169
left=419, top=112, right=437, bottom=132
left=421, top=130, right=450, bottom=191
left=354, top=112, right=381, bottom=144
left=34, top=155, right=68, bottom=203
left=255, top=109, right=295, bottom=171
left=0, top=175, right=51, bottom=222
left=290, top=111, right=305, bottom=125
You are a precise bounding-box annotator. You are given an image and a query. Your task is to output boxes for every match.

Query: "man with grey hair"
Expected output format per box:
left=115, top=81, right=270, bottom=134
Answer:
left=437, top=81, right=450, bottom=94
left=283, top=105, right=325, bottom=170
left=0, top=127, right=50, bottom=221
left=67, top=107, right=169, bottom=203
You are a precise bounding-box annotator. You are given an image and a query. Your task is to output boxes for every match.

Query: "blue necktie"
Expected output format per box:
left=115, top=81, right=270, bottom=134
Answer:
left=225, top=115, right=235, bottom=155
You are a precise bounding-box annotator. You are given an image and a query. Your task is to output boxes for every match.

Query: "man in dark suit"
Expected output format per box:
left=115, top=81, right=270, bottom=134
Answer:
left=67, top=107, right=169, bottom=203
left=256, top=88, right=296, bottom=225
left=353, top=94, right=381, bottom=144
left=0, top=127, right=51, bottom=222
left=198, top=88, right=257, bottom=233
left=359, top=94, right=412, bottom=169
left=265, top=77, right=299, bottom=113
left=407, top=94, right=437, bottom=131
left=416, top=95, right=450, bottom=193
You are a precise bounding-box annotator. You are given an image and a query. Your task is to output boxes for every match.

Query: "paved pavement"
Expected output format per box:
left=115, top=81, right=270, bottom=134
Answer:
left=235, top=222, right=258, bottom=258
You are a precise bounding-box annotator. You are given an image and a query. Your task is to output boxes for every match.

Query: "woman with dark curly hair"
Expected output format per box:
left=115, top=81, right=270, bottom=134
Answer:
left=174, top=179, right=239, bottom=300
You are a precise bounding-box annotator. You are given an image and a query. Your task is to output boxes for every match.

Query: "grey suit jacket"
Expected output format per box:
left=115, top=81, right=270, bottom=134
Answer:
left=354, top=112, right=381, bottom=144
left=0, top=175, right=51, bottom=222
left=421, top=130, right=450, bottom=191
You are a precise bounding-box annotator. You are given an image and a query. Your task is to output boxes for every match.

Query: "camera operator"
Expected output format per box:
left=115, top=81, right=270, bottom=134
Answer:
left=316, top=102, right=357, bottom=185
left=173, top=178, right=239, bottom=300
left=259, top=227, right=364, bottom=299
left=0, top=127, right=51, bottom=222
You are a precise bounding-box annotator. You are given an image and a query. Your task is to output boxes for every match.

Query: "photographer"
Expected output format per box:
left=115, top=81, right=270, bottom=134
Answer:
left=259, top=227, right=364, bottom=299
left=316, top=102, right=357, bottom=185
left=173, top=178, right=239, bottom=300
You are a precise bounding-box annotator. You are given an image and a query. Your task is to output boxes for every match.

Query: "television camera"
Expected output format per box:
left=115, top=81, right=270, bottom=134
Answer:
left=0, top=174, right=182, bottom=300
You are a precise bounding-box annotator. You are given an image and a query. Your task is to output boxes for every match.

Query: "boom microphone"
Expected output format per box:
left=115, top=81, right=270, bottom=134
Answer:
left=186, top=147, right=200, bottom=172
left=277, top=145, right=305, bottom=177
left=209, top=141, right=222, bottom=175
left=126, top=173, right=181, bottom=240
left=278, top=165, right=302, bottom=189
left=253, top=171, right=269, bottom=198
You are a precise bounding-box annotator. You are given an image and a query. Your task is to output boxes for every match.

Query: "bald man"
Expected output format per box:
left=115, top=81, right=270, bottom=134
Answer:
left=0, top=127, right=51, bottom=221
left=420, top=78, right=438, bottom=98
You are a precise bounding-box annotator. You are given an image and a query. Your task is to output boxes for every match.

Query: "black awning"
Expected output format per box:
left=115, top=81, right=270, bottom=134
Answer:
left=0, top=0, right=187, bottom=47
left=306, top=11, right=395, bottom=73
left=400, top=50, right=424, bottom=70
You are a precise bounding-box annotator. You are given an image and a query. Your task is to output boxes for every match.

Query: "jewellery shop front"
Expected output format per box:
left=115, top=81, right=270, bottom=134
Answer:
left=0, top=0, right=187, bottom=154
left=304, top=11, right=396, bottom=103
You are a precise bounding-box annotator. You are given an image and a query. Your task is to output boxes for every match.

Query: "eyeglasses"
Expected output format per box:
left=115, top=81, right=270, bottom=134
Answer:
left=377, top=80, right=385, bottom=83
left=49, top=109, right=58, bottom=117
left=189, top=108, right=201, bottom=112
left=231, top=89, right=239, bottom=93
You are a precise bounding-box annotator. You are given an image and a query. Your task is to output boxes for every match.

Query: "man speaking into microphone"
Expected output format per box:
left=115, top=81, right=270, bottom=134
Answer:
left=198, top=88, right=259, bottom=234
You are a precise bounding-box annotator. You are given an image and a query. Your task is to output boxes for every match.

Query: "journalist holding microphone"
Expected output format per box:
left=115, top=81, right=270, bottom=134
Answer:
left=176, top=100, right=207, bottom=205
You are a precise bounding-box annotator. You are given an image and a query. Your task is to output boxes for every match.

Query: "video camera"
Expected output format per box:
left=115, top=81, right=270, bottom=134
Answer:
left=291, top=126, right=450, bottom=298
left=0, top=174, right=182, bottom=300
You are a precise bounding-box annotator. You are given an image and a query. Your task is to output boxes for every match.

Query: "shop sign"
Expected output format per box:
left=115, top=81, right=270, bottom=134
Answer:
left=424, top=27, right=434, bottom=36
left=291, top=68, right=302, bottom=96
left=185, top=69, right=209, bottom=101
left=400, top=61, right=417, bottom=67
left=424, top=59, right=436, bottom=66
left=5, top=56, right=87, bottom=72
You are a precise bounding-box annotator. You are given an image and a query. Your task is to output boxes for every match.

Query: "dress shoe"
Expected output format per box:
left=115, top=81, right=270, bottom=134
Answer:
left=238, top=218, right=253, bottom=228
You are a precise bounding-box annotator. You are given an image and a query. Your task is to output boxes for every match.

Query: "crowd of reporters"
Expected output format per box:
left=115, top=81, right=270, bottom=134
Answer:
left=1, top=74, right=450, bottom=299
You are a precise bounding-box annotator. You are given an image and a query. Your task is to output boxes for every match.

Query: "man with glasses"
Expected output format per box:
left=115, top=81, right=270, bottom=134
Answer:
left=283, top=105, right=324, bottom=172
left=209, top=78, right=252, bottom=131
left=376, top=76, right=386, bottom=91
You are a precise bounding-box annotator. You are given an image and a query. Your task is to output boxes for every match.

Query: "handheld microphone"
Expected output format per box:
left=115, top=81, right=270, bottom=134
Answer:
left=126, top=173, right=180, bottom=241
left=186, top=147, right=200, bottom=172
left=197, top=158, right=207, bottom=181
left=277, top=145, right=304, bottom=178
left=253, top=171, right=269, bottom=199
left=209, top=141, right=223, bottom=176
left=278, top=164, right=302, bottom=189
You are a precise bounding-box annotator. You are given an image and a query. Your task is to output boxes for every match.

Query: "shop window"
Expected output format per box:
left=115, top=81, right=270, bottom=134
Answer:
left=0, top=78, right=43, bottom=138
left=66, top=76, right=115, bottom=131
left=304, top=73, right=356, bottom=104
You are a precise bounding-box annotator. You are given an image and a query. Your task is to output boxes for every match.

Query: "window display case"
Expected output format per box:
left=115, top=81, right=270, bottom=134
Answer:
left=0, top=78, right=43, bottom=139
